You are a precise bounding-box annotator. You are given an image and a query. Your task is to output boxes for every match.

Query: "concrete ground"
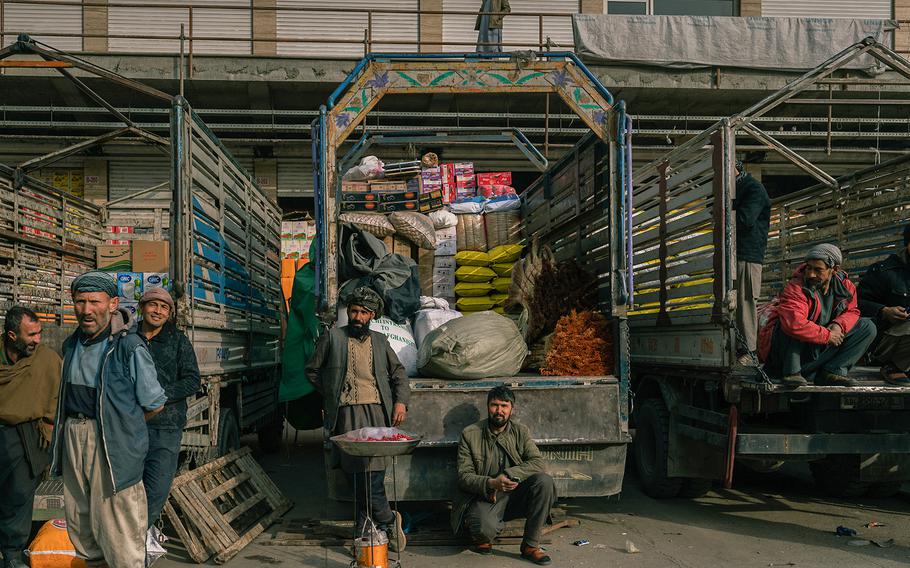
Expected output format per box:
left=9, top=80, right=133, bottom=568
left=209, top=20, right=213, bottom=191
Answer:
left=157, top=431, right=910, bottom=568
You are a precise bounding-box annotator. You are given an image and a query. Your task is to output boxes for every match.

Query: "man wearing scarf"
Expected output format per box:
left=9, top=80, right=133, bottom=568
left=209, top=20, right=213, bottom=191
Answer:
left=306, top=286, right=410, bottom=552
left=858, top=225, right=910, bottom=385
left=48, top=271, right=166, bottom=568
left=0, top=307, right=61, bottom=568
left=758, top=244, right=877, bottom=386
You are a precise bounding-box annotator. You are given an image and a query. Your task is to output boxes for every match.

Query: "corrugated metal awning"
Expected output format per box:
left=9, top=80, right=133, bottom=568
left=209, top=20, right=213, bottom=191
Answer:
left=762, top=0, right=891, bottom=19
left=2, top=3, right=83, bottom=52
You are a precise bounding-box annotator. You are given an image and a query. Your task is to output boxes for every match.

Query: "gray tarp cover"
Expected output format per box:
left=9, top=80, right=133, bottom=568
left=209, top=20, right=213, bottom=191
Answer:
left=573, top=15, right=896, bottom=72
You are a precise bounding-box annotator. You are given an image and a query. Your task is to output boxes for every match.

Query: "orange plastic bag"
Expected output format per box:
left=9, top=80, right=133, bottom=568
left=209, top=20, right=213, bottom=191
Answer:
left=27, top=519, right=87, bottom=568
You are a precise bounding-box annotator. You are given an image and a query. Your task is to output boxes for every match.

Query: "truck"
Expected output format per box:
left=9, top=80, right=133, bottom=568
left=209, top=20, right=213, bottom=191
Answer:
left=310, top=52, right=634, bottom=500
left=0, top=37, right=283, bottom=518
left=626, top=38, right=910, bottom=499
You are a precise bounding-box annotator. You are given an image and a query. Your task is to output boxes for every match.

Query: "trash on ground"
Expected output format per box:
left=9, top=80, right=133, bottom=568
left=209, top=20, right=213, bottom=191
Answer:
left=625, top=540, right=640, bottom=554
left=768, top=563, right=796, bottom=567
left=872, top=539, right=895, bottom=549
left=593, top=544, right=607, bottom=549
left=863, top=522, right=886, bottom=528
left=847, top=539, right=871, bottom=547
left=573, top=540, right=590, bottom=546
left=835, top=526, right=857, bottom=537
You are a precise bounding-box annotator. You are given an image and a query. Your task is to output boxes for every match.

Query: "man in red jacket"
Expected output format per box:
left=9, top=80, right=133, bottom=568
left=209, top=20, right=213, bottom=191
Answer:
left=759, top=244, right=876, bottom=386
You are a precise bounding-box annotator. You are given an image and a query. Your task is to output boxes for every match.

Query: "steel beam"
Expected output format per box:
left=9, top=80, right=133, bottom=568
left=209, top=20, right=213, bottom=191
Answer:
left=739, top=123, right=838, bottom=188
left=17, top=127, right=130, bottom=172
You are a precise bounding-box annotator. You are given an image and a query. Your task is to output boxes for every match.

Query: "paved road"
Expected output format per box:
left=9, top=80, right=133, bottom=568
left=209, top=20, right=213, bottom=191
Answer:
left=158, top=434, right=910, bottom=568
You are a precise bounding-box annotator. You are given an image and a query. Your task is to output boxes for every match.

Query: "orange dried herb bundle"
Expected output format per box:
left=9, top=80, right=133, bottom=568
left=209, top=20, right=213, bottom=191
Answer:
left=541, top=310, right=614, bottom=376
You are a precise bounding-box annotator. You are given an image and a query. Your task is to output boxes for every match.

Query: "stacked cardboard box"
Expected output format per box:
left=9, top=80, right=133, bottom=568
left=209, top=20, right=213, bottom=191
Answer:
left=281, top=220, right=315, bottom=262
left=453, top=162, right=476, bottom=200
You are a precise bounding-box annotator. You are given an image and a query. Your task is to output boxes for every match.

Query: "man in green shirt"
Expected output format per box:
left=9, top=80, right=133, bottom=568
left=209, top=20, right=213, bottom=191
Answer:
left=452, top=386, right=555, bottom=565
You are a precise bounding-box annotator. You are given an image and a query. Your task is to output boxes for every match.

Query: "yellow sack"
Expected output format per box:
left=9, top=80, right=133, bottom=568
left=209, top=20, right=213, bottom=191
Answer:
left=492, top=263, right=514, bottom=277
left=488, top=244, right=523, bottom=264
left=491, top=292, right=509, bottom=307
left=493, top=307, right=505, bottom=314
left=492, top=277, right=512, bottom=294
left=455, top=250, right=491, bottom=267
left=28, top=519, right=87, bottom=568
left=455, top=282, right=493, bottom=297
left=456, top=266, right=496, bottom=283
left=456, top=296, right=496, bottom=312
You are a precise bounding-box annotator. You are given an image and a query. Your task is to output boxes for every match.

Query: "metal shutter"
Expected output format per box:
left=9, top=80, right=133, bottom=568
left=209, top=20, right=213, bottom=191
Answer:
left=109, top=0, right=251, bottom=54
left=443, top=0, right=578, bottom=52
left=762, top=0, right=891, bottom=18
left=2, top=3, right=82, bottom=52
left=108, top=158, right=170, bottom=201
left=277, top=0, right=420, bottom=58
left=278, top=158, right=312, bottom=196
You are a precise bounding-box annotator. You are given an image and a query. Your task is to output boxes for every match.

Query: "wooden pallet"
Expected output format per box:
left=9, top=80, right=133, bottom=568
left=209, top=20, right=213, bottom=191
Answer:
left=164, top=447, right=293, bottom=564
left=260, top=509, right=578, bottom=548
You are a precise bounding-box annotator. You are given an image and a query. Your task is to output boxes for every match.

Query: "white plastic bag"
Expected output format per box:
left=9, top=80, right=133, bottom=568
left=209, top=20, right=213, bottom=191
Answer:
left=419, top=296, right=451, bottom=310
left=449, top=198, right=486, bottom=215
left=429, top=209, right=457, bottom=229
left=146, top=526, right=168, bottom=567
left=413, top=308, right=462, bottom=349
left=337, top=308, right=419, bottom=377
left=484, top=194, right=521, bottom=212
left=343, top=156, right=384, bottom=181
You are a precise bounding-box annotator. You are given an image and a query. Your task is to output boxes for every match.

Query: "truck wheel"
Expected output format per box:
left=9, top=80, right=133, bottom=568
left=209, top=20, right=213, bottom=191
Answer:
left=678, top=478, right=713, bottom=498
left=634, top=399, right=682, bottom=499
left=217, top=408, right=241, bottom=457
left=810, top=456, right=869, bottom=498
left=257, top=418, right=285, bottom=454
left=866, top=481, right=902, bottom=498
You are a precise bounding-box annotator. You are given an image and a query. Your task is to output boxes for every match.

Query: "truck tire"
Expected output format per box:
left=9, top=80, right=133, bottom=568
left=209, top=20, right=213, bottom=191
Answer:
left=217, top=408, right=241, bottom=457
left=866, top=481, right=902, bottom=498
left=810, top=456, right=869, bottom=498
left=257, top=418, right=285, bottom=454
left=633, top=399, right=682, bottom=499
left=678, top=478, right=713, bottom=498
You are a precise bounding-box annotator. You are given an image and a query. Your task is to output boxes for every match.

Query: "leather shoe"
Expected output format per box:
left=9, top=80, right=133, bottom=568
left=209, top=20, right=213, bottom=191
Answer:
left=520, top=543, right=552, bottom=565
left=471, top=541, right=493, bottom=555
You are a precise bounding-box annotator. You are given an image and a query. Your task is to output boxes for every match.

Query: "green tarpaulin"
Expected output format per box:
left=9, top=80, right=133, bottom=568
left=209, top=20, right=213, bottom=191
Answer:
left=279, top=242, right=321, bottom=403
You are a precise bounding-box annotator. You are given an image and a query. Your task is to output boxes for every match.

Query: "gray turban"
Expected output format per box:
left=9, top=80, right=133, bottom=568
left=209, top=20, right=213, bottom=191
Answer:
left=806, top=244, right=843, bottom=268
left=347, top=286, right=384, bottom=317
left=71, top=271, right=117, bottom=298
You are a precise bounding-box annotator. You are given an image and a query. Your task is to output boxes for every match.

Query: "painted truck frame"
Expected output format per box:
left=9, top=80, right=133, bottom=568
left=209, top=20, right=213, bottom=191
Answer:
left=627, top=38, right=910, bottom=499
left=311, top=52, right=634, bottom=501
left=0, top=37, right=283, bottom=518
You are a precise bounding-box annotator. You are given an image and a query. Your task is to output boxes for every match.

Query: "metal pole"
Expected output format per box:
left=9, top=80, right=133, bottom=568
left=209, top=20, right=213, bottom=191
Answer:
left=826, top=84, right=832, bottom=156
left=179, top=24, right=185, bottom=97
left=188, top=7, right=194, bottom=79
left=538, top=15, right=544, bottom=51
left=544, top=92, right=550, bottom=158
left=367, top=11, right=373, bottom=53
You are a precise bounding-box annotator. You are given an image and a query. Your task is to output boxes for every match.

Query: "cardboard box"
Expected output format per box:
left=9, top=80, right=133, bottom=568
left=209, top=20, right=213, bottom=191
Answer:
left=143, top=273, right=171, bottom=292
left=342, top=181, right=369, bottom=192
left=341, top=201, right=381, bottom=213
left=342, top=192, right=379, bottom=202
left=97, top=245, right=131, bottom=271
left=477, top=172, right=512, bottom=187
left=392, top=236, right=416, bottom=259
left=378, top=191, right=419, bottom=203
left=418, top=249, right=434, bottom=294
left=132, top=240, right=169, bottom=273
left=419, top=198, right=444, bottom=213
left=117, top=273, right=143, bottom=302
left=376, top=201, right=418, bottom=213
left=83, top=158, right=108, bottom=204
left=435, top=226, right=457, bottom=256
left=434, top=255, right=456, bottom=270
left=120, top=301, right=139, bottom=319
left=368, top=180, right=409, bottom=192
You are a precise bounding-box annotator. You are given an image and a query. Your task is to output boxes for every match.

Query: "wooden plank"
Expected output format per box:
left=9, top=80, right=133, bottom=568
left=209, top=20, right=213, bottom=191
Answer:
left=163, top=499, right=211, bottom=563
left=223, top=493, right=267, bottom=523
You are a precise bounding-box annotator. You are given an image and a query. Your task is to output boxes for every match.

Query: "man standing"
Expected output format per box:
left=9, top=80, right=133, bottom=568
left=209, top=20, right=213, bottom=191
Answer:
left=758, top=244, right=877, bottom=386
left=306, top=287, right=410, bottom=551
left=475, top=0, right=510, bottom=53
left=452, top=386, right=556, bottom=566
left=48, top=271, right=167, bottom=567
left=733, top=160, right=771, bottom=365
left=138, top=288, right=201, bottom=527
left=858, top=225, right=910, bottom=385
left=0, top=307, right=61, bottom=568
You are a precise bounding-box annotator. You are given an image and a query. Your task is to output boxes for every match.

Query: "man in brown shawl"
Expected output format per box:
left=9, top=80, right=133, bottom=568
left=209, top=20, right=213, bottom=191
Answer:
left=0, top=306, right=61, bottom=568
left=306, top=287, right=410, bottom=552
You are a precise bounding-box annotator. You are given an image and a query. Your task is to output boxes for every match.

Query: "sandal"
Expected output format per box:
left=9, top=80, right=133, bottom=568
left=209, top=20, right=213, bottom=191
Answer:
left=881, top=365, right=910, bottom=385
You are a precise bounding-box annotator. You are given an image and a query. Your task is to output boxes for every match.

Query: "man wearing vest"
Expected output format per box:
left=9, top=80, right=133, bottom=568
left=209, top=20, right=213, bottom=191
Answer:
left=0, top=306, right=62, bottom=568
left=306, top=287, right=410, bottom=552
left=48, top=272, right=167, bottom=567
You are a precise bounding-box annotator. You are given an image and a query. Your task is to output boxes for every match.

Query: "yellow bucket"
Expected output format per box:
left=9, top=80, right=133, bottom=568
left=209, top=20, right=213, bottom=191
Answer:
left=354, top=536, right=388, bottom=568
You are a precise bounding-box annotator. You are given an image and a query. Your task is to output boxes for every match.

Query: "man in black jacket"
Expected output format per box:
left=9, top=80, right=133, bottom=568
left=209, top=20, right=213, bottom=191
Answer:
left=858, top=225, right=910, bottom=385
left=733, top=161, right=771, bottom=365
left=137, top=287, right=201, bottom=527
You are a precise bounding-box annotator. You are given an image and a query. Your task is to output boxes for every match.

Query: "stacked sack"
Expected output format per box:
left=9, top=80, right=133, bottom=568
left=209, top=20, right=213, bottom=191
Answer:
left=487, top=244, right=523, bottom=313
left=454, top=250, right=496, bottom=314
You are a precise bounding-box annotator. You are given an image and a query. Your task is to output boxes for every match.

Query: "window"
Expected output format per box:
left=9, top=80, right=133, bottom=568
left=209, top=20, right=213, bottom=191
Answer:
left=607, top=1, right=648, bottom=14
left=653, top=0, right=736, bottom=16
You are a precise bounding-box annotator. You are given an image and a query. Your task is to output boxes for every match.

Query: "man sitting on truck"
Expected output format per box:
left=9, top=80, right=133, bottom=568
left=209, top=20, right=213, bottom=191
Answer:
left=857, top=224, right=910, bottom=385
left=305, top=287, right=410, bottom=552
left=0, top=306, right=61, bottom=568
left=137, top=288, right=201, bottom=528
left=48, top=271, right=166, bottom=568
left=452, top=386, right=556, bottom=566
left=758, top=244, right=877, bottom=386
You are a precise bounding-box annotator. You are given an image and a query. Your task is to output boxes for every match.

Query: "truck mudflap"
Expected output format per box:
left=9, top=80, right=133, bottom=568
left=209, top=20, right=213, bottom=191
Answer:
left=327, top=376, right=630, bottom=501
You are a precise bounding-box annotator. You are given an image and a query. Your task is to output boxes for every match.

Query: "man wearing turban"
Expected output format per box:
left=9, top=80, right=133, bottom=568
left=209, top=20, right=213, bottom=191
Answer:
left=305, top=286, right=410, bottom=552
left=758, top=244, right=877, bottom=386
left=48, top=271, right=166, bottom=567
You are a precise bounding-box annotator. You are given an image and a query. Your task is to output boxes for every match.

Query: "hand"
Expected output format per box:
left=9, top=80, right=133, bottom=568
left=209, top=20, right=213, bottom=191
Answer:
left=36, top=421, right=53, bottom=450
left=392, top=403, right=407, bottom=427
left=144, top=406, right=165, bottom=421
left=827, top=324, right=845, bottom=346
left=882, top=306, right=909, bottom=325
left=487, top=474, right=519, bottom=493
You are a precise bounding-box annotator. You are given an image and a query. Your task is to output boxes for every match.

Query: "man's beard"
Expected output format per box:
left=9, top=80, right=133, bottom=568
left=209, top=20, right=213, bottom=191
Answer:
left=806, top=278, right=826, bottom=291
left=7, top=337, right=33, bottom=358
left=489, top=414, right=510, bottom=429
left=347, top=323, right=368, bottom=338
